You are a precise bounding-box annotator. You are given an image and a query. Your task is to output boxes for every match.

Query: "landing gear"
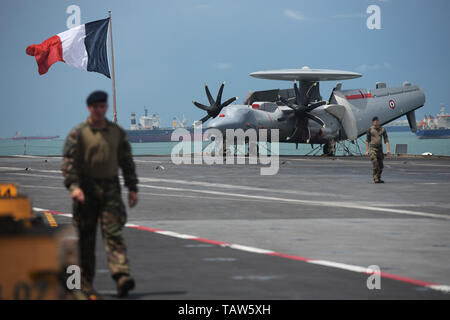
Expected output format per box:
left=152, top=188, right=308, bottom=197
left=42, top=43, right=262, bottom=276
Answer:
left=323, top=140, right=336, bottom=157
left=247, top=139, right=259, bottom=157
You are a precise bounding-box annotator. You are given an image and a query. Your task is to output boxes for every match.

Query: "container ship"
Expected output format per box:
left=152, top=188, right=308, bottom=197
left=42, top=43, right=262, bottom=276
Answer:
left=125, top=109, right=201, bottom=143
left=416, top=104, right=450, bottom=139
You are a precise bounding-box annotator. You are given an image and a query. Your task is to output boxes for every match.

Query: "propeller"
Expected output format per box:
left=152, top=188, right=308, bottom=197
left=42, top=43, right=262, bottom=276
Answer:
left=192, top=82, right=238, bottom=123
left=278, top=81, right=327, bottom=143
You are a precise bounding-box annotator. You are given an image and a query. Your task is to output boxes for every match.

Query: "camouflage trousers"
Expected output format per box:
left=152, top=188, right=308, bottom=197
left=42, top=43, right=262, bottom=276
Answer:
left=369, top=146, right=384, bottom=181
left=72, top=177, right=130, bottom=287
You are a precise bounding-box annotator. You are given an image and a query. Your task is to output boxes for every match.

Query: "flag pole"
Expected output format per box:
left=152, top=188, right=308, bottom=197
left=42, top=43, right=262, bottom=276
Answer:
left=108, top=10, right=118, bottom=123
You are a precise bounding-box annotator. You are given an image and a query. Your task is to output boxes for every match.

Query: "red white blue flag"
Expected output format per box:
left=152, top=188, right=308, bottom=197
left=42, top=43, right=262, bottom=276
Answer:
left=26, top=18, right=110, bottom=78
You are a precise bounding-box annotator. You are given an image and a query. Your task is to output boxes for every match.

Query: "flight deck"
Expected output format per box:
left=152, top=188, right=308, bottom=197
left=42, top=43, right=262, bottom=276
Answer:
left=0, top=155, right=449, bottom=299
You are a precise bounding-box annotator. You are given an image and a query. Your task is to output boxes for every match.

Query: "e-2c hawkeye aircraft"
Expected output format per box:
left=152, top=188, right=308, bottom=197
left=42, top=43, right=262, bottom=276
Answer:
left=191, top=67, right=425, bottom=155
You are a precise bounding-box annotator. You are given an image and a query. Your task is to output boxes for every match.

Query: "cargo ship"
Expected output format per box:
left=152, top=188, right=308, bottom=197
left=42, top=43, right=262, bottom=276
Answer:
left=0, top=132, right=60, bottom=140
left=125, top=109, right=202, bottom=143
left=416, top=105, right=450, bottom=139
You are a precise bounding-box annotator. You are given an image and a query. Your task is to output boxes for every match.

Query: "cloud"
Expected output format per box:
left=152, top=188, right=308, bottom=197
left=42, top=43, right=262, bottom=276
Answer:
left=356, top=62, right=392, bottom=72
left=284, top=9, right=309, bottom=21
left=332, top=13, right=365, bottom=19
left=214, top=62, right=231, bottom=70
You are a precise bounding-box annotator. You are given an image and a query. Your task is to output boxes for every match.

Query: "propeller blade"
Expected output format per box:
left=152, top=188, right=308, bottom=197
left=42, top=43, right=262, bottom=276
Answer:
left=306, top=100, right=327, bottom=112
left=306, top=82, right=318, bottom=100
left=305, top=126, right=311, bottom=143
left=205, top=83, right=216, bottom=106
left=287, top=118, right=300, bottom=141
left=192, top=101, right=210, bottom=111
left=293, top=80, right=301, bottom=106
left=221, top=96, right=238, bottom=108
left=278, top=95, right=295, bottom=109
left=216, top=82, right=225, bottom=105
left=199, top=115, right=211, bottom=123
left=305, top=113, right=326, bottom=128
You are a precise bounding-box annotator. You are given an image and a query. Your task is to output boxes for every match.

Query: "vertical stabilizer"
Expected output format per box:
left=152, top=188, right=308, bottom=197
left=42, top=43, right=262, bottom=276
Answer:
left=406, top=110, right=417, bottom=132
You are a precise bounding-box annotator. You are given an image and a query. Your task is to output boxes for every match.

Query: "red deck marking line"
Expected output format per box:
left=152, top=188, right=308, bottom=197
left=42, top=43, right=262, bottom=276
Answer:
left=128, top=225, right=162, bottom=233
left=193, top=238, right=231, bottom=246
left=44, top=210, right=72, bottom=218
left=45, top=210, right=65, bottom=215
left=265, top=252, right=311, bottom=262
left=34, top=207, right=449, bottom=293
left=379, top=271, right=434, bottom=287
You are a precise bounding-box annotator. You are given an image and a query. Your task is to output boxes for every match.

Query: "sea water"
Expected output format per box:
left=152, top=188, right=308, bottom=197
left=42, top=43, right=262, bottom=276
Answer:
left=0, top=132, right=449, bottom=157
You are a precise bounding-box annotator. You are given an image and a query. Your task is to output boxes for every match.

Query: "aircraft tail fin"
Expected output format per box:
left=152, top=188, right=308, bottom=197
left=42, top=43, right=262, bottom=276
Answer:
left=406, top=110, right=418, bottom=132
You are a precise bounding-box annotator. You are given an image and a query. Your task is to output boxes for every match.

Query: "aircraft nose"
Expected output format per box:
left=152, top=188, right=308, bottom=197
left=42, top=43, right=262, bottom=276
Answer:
left=206, top=118, right=225, bottom=131
left=206, top=116, right=242, bottom=132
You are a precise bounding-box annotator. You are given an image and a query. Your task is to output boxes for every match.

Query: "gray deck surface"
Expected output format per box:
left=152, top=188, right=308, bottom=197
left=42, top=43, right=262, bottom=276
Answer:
left=0, top=155, right=449, bottom=299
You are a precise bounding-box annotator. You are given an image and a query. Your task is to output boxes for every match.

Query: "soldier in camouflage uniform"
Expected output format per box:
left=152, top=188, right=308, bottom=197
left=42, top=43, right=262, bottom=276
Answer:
left=366, top=116, right=391, bottom=183
left=62, top=91, right=138, bottom=299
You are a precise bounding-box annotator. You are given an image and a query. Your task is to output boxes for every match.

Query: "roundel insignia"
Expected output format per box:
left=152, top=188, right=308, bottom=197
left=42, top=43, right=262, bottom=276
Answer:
left=388, top=99, right=396, bottom=110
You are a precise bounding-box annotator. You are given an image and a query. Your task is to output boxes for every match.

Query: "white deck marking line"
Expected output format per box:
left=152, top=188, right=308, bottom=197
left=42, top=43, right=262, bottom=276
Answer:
left=5, top=173, right=62, bottom=179
left=137, top=191, right=287, bottom=203
left=427, top=285, right=450, bottom=293
left=32, top=207, right=450, bottom=294
left=125, top=223, right=140, bottom=227
left=134, top=160, right=163, bottom=163
left=138, top=177, right=333, bottom=198
left=0, top=166, right=334, bottom=198
left=0, top=170, right=349, bottom=201
left=21, top=185, right=62, bottom=190
left=34, top=207, right=72, bottom=218
left=14, top=176, right=450, bottom=211
left=5, top=170, right=449, bottom=220
left=137, top=184, right=450, bottom=220
left=308, top=260, right=369, bottom=273
left=415, top=182, right=450, bottom=185
left=0, top=167, right=61, bottom=173
left=282, top=157, right=450, bottom=168
left=226, top=244, right=275, bottom=254
left=155, top=230, right=198, bottom=239
left=18, top=184, right=283, bottom=204
left=24, top=183, right=448, bottom=212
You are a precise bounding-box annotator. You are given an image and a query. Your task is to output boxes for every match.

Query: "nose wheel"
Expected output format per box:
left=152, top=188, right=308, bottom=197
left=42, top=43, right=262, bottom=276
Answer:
left=323, top=140, right=336, bottom=156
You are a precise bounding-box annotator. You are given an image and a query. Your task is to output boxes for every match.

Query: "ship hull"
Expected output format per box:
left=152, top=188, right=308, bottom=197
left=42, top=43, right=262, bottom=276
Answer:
left=416, top=129, right=450, bottom=139
left=126, top=128, right=204, bottom=143
left=385, top=126, right=411, bottom=133
left=10, top=136, right=60, bottom=140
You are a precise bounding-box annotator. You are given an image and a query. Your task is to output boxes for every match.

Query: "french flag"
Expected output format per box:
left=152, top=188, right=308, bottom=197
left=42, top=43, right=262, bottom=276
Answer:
left=26, top=18, right=110, bottom=78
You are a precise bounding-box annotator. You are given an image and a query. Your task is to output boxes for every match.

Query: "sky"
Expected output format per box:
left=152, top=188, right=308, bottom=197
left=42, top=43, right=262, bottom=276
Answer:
left=0, top=0, right=449, bottom=137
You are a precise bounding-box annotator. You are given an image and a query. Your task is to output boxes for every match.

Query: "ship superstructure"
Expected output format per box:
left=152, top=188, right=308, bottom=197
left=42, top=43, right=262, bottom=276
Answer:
left=416, top=104, right=450, bottom=139
left=126, top=109, right=195, bottom=143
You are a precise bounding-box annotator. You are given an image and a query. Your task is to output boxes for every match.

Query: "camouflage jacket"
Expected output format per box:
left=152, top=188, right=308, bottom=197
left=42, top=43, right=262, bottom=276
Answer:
left=366, top=125, right=388, bottom=147
left=62, top=119, right=138, bottom=192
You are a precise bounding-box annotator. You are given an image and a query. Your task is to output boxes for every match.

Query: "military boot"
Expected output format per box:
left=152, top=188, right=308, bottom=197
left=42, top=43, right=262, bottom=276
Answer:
left=115, top=273, right=135, bottom=298
left=80, top=278, right=102, bottom=300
